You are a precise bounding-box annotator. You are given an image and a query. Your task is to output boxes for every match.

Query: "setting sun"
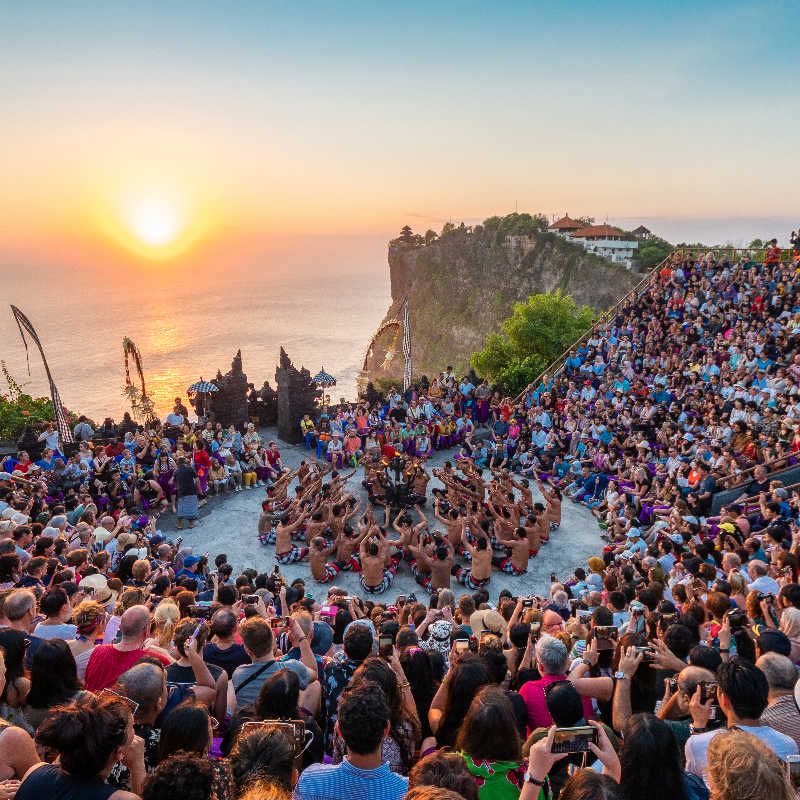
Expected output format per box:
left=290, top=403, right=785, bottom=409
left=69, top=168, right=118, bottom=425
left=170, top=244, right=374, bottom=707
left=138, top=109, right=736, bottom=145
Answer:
left=124, top=193, right=184, bottom=247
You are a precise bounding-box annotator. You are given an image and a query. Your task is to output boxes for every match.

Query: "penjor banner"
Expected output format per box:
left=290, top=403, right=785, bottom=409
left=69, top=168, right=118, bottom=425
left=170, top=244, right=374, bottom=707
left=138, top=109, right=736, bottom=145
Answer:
left=10, top=305, right=74, bottom=445
left=402, top=297, right=412, bottom=391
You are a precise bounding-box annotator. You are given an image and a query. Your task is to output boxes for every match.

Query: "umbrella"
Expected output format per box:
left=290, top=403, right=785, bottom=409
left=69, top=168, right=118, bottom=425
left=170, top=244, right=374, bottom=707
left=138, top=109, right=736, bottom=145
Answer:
left=312, top=367, right=336, bottom=387
left=187, top=380, right=219, bottom=394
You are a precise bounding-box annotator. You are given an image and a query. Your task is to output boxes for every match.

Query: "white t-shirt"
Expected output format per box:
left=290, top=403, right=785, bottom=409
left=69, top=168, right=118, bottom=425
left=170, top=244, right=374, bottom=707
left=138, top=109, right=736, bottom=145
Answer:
left=686, top=724, right=797, bottom=785
left=748, top=575, right=781, bottom=595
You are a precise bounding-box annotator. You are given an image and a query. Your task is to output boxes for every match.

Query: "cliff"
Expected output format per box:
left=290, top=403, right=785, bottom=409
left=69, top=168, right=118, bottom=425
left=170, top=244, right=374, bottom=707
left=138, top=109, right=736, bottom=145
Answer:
left=365, top=222, right=640, bottom=384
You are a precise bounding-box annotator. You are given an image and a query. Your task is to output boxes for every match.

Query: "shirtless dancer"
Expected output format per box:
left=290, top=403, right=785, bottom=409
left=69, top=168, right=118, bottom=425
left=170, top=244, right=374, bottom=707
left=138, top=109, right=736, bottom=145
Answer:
left=454, top=526, right=492, bottom=590
left=275, top=508, right=312, bottom=564
left=492, top=526, right=530, bottom=575
left=359, top=527, right=401, bottom=594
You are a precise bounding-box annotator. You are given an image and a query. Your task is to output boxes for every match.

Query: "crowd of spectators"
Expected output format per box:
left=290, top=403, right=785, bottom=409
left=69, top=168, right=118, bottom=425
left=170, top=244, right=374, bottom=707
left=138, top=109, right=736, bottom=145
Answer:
left=0, top=242, right=799, bottom=800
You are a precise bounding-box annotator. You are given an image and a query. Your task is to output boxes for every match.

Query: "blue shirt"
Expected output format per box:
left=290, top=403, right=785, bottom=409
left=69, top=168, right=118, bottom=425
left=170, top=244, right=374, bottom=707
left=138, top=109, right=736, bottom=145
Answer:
left=294, top=758, right=408, bottom=800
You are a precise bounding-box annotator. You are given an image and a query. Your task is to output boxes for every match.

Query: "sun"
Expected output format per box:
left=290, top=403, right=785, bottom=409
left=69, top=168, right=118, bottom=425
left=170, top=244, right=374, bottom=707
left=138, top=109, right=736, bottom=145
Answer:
left=123, top=193, right=185, bottom=247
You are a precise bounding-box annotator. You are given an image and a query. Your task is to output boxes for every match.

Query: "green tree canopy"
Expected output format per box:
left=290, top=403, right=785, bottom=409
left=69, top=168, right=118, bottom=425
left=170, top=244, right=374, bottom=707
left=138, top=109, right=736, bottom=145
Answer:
left=471, top=290, right=595, bottom=393
left=638, top=236, right=673, bottom=270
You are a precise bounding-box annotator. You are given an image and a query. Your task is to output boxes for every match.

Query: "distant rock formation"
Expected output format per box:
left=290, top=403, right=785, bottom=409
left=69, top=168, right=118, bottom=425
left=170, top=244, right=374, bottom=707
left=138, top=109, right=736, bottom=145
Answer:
left=275, top=348, right=320, bottom=444
left=366, top=219, right=640, bottom=384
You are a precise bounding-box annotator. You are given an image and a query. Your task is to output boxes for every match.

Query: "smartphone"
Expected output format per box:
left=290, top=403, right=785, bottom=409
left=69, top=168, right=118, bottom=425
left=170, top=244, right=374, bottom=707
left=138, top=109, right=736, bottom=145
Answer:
left=788, top=755, right=800, bottom=790
left=522, top=597, right=533, bottom=608
left=530, top=622, right=541, bottom=640
left=379, top=635, right=394, bottom=658
left=320, top=604, right=337, bottom=616
left=550, top=726, right=599, bottom=754
left=668, top=676, right=679, bottom=694
left=397, top=595, right=406, bottom=606
left=578, top=610, right=593, bottom=623
left=635, top=646, right=657, bottom=661
left=429, top=591, right=439, bottom=610
left=270, top=617, right=288, bottom=629
left=454, top=638, right=470, bottom=653
left=244, top=595, right=260, bottom=605
left=550, top=572, right=558, bottom=583
left=594, top=625, right=619, bottom=640
left=700, top=681, right=718, bottom=705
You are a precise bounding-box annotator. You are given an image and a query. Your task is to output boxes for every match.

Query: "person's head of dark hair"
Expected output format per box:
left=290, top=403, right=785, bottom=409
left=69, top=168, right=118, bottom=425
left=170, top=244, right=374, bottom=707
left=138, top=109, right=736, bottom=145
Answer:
left=217, top=584, right=237, bottom=606
left=255, top=669, right=300, bottom=720
left=717, top=659, right=769, bottom=719
left=481, top=648, right=510, bottom=685
left=779, top=583, right=800, bottom=609
left=560, top=769, right=623, bottom=800
left=396, top=625, right=418, bottom=650
left=620, top=714, right=684, bottom=800
left=229, top=723, right=296, bottom=794
left=39, top=587, right=70, bottom=619
left=343, top=623, right=373, bottom=662
left=688, top=643, right=722, bottom=672
left=408, top=751, right=479, bottom=800
left=336, top=681, right=390, bottom=756
left=591, top=606, right=613, bottom=627
left=707, top=591, right=731, bottom=621
left=141, top=751, right=213, bottom=800
left=26, top=638, right=81, bottom=709
left=509, top=622, right=530, bottom=649
left=456, top=685, right=521, bottom=763
left=438, top=653, right=491, bottom=747
left=663, top=624, right=694, bottom=661
left=158, top=703, right=212, bottom=761
left=544, top=679, right=584, bottom=727
left=609, top=591, right=626, bottom=612
left=34, top=694, right=131, bottom=777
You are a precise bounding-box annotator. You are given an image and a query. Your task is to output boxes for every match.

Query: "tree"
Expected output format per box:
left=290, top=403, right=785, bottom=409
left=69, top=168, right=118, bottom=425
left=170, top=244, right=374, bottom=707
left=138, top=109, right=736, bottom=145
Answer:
left=577, top=216, right=595, bottom=226
left=441, top=221, right=456, bottom=236
left=424, top=229, right=438, bottom=245
left=399, top=225, right=414, bottom=243
left=471, top=290, right=595, bottom=393
left=749, top=238, right=764, bottom=249
left=638, top=236, right=673, bottom=270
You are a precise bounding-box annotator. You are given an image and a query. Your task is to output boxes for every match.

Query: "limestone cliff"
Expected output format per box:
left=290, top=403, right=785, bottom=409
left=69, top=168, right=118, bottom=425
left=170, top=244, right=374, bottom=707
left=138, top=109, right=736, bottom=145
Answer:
left=365, top=224, right=639, bottom=384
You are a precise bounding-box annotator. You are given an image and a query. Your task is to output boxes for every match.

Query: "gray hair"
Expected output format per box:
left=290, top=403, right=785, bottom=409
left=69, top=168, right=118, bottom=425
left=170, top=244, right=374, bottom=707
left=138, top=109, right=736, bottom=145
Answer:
left=750, top=560, right=768, bottom=577
left=552, top=590, right=568, bottom=609
left=4, top=589, right=35, bottom=621
left=756, top=653, right=798, bottom=693
left=535, top=634, right=568, bottom=675
left=115, top=662, right=166, bottom=719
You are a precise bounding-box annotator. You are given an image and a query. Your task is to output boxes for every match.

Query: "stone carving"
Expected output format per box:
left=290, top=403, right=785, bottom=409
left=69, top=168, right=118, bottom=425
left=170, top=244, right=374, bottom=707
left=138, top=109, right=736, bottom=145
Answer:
left=275, top=348, right=320, bottom=443
left=208, top=350, right=249, bottom=429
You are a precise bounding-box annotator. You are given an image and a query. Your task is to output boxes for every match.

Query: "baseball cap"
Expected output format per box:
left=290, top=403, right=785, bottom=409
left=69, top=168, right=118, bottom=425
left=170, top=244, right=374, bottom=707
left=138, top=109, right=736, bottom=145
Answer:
left=311, top=621, right=334, bottom=657
left=719, top=522, right=736, bottom=534
left=669, top=533, right=684, bottom=545
left=626, top=528, right=641, bottom=539
left=183, top=555, right=202, bottom=568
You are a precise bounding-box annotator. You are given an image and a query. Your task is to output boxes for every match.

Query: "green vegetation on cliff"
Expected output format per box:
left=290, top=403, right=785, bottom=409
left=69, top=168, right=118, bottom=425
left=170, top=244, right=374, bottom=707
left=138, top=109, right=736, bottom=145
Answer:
left=366, top=213, right=641, bottom=388
left=470, top=290, right=594, bottom=394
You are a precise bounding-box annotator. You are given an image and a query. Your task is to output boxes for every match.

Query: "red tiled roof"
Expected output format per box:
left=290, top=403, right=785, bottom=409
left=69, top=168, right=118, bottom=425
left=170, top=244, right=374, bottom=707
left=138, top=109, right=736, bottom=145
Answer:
left=549, top=215, right=583, bottom=230
left=570, top=224, right=625, bottom=239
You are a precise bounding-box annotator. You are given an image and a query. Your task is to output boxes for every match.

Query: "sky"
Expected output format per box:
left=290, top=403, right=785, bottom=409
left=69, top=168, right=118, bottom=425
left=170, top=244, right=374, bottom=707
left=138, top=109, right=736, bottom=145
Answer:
left=1, top=0, right=799, bottom=274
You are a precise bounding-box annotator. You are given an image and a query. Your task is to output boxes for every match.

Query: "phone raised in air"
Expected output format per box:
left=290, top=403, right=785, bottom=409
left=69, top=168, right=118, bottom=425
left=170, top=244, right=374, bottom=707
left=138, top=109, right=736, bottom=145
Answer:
left=550, top=726, right=598, bottom=754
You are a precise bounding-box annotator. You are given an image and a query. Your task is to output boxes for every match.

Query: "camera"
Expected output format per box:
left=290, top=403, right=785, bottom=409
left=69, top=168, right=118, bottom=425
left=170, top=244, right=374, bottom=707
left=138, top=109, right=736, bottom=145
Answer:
left=727, top=608, right=748, bottom=630
left=379, top=635, right=394, bottom=658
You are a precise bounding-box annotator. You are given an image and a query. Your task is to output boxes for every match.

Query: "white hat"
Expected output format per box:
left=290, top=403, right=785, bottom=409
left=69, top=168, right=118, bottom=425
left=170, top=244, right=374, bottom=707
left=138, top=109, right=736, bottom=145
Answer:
left=93, top=526, right=115, bottom=544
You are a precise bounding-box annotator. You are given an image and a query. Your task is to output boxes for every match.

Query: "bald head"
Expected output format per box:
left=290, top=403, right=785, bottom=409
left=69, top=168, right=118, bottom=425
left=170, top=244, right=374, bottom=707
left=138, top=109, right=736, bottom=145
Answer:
left=677, top=665, right=715, bottom=698
left=120, top=605, right=151, bottom=641
left=101, top=515, right=116, bottom=529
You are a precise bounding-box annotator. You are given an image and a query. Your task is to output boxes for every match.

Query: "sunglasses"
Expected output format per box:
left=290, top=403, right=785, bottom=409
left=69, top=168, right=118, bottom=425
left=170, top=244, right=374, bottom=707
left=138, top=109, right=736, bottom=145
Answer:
left=99, top=688, right=139, bottom=716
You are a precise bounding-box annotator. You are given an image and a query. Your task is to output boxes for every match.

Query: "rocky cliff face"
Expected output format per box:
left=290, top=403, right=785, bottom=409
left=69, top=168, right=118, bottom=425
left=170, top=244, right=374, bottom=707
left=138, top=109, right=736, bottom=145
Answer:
left=365, top=226, right=639, bottom=384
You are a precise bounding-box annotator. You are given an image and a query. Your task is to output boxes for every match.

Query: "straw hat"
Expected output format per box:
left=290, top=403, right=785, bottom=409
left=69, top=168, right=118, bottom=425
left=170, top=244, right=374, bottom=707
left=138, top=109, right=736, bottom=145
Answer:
left=79, top=574, right=118, bottom=608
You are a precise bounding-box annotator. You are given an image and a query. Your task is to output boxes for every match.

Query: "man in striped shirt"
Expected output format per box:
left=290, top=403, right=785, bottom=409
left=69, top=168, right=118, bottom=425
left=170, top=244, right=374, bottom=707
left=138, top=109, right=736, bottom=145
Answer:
left=294, top=682, right=407, bottom=800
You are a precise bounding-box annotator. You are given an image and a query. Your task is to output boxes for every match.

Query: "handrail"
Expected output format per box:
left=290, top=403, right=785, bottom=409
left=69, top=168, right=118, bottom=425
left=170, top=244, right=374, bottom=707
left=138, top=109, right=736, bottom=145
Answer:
left=739, top=480, right=800, bottom=510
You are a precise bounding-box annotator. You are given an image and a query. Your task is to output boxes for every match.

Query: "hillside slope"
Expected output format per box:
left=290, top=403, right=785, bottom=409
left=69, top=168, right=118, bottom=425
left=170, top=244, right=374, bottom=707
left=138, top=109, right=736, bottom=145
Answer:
left=365, top=224, right=640, bottom=384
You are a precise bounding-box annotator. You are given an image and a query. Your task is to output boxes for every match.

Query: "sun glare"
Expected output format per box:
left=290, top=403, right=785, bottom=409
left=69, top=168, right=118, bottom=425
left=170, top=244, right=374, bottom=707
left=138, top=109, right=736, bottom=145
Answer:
left=124, top=194, right=184, bottom=247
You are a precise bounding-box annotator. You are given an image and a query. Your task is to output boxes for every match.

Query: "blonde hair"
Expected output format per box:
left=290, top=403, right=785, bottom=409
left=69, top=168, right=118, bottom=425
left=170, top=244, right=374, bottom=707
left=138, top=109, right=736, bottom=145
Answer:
left=727, top=570, right=747, bottom=596
left=707, top=729, right=794, bottom=800
left=153, top=599, right=180, bottom=626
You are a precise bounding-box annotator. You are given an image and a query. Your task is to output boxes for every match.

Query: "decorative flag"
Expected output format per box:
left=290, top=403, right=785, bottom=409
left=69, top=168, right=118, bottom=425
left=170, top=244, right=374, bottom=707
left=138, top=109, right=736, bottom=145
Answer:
left=10, top=305, right=74, bottom=445
left=402, top=297, right=412, bottom=391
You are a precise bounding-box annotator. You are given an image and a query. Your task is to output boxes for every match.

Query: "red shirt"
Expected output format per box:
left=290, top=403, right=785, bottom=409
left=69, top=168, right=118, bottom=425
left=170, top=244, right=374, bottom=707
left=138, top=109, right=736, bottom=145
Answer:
left=84, top=644, right=171, bottom=692
left=267, top=448, right=281, bottom=466
left=766, top=246, right=782, bottom=265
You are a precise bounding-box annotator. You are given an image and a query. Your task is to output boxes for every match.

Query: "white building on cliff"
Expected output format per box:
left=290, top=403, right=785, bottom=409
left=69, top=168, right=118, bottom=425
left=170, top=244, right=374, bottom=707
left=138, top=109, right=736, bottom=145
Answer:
left=570, top=224, right=638, bottom=270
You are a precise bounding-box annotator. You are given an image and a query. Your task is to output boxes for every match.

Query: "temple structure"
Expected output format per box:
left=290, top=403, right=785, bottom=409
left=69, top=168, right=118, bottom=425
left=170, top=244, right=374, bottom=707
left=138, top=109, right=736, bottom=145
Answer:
left=275, top=347, right=320, bottom=443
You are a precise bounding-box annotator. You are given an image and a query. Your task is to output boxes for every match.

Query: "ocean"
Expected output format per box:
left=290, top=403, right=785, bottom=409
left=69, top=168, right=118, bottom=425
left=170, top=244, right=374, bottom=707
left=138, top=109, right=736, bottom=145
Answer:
left=0, top=235, right=391, bottom=422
